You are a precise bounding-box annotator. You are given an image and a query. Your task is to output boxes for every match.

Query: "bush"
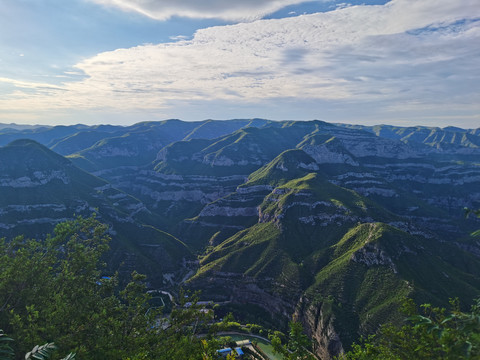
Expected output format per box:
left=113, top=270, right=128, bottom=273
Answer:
left=341, top=298, right=480, bottom=360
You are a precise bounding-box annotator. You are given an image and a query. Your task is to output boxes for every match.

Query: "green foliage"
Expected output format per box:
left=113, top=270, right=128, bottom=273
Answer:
left=0, top=215, right=129, bottom=358
left=0, top=330, right=14, bottom=360
left=0, top=332, right=75, bottom=360
left=341, top=298, right=480, bottom=360
left=465, top=208, right=480, bottom=237
left=142, top=290, right=217, bottom=360
left=0, top=216, right=218, bottom=360
left=246, top=323, right=265, bottom=335
left=270, top=321, right=315, bottom=360
left=25, top=343, right=58, bottom=360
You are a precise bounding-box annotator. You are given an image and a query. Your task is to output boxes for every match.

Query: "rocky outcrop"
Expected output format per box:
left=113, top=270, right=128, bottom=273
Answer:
left=236, top=184, right=273, bottom=194
left=298, top=213, right=372, bottom=226
left=341, top=137, right=418, bottom=159
left=302, top=144, right=358, bottom=166
left=203, top=155, right=235, bottom=166
left=199, top=205, right=258, bottom=217
left=191, top=272, right=296, bottom=319
left=95, top=146, right=139, bottom=158
left=0, top=170, right=70, bottom=187
left=351, top=243, right=398, bottom=273
left=295, top=296, right=344, bottom=360
left=353, top=187, right=397, bottom=197
left=201, top=154, right=264, bottom=167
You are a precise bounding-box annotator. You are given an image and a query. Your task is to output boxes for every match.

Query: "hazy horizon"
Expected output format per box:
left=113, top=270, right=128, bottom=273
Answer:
left=0, top=118, right=477, bottom=131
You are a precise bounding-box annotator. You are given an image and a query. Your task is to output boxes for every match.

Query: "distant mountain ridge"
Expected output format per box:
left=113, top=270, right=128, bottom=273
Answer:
left=2, top=119, right=478, bottom=155
left=338, top=123, right=480, bottom=149
left=1, top=119, right=479, bottom=359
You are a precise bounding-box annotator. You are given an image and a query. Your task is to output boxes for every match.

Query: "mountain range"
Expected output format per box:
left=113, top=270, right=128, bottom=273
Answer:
left=1, top=119, right=479, bottom=359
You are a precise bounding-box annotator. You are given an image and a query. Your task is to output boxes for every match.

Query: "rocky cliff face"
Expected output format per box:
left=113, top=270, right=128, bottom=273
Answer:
left=0, top=170, right=70, bottom=187
left=193, top=271, right=295, bottom=318
left=294, top=296, right=344, bottom=360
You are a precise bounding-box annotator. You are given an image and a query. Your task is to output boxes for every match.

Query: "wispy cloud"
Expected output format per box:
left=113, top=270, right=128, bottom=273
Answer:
left=335, top=3, right=352, bottom=10
left=169, top=35, right=190, bottom=41
left=0, top=77, right=65, bottom=91
left=1, top=0, right=479, bottom=126
left=89, top=0, right=321, bottom=21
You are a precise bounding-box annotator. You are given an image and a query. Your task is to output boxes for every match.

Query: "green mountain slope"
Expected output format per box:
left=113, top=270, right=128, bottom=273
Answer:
left=187, top=148, right=480, bottom=359
left=68, top=119, right=270, bottom=172
left=175, top=149, right=320, bottom=249
left=297, top=222, right=480, bottom=357
left=153, top=121, right=332, bottom=176
left=0, top=139, right=192, bottom=287
left=50, top=129, right=124, bottom=155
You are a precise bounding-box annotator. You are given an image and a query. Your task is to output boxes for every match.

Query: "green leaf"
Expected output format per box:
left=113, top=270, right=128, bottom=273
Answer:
left=25, top=343, right=57, bottom=360
left=0, top=330, right=14, bottom=360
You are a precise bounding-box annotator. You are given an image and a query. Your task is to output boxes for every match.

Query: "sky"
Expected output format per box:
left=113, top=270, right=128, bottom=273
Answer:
left=0, top=0, right=479, bottom=128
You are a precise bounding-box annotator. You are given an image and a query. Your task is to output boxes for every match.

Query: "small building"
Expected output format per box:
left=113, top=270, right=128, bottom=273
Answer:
left=235, top=347, right=244, bottom=356
left=236, top=340, right=251, bottom=347
left=217, top=347, right=244, bottom=358
left=217, top=348, right=233, bottom=357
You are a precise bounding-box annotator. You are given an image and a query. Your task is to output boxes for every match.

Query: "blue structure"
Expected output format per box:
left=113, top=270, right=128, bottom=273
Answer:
left=217, top=348, right=233, bottom=356
left=217, top=346, right=244, bottom=357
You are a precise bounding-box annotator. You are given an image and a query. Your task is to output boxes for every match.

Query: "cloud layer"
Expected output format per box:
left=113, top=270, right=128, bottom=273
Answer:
left=89, top=0, right=315, bottom=21
left=2, top=0, right=479, bottom=126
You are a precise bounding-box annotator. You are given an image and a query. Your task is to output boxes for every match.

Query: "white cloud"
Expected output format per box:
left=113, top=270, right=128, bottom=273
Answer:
left=89, top=0, right=317, bottom=21
left=2, top=0, right=480, bottom=126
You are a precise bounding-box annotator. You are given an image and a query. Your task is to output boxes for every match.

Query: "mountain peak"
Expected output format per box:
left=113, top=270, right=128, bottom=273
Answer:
left=245, top=149, right=318, bottom=187
left=1, top=139, right=71, bottom=174
left=6, top=138, right=44, bottom=147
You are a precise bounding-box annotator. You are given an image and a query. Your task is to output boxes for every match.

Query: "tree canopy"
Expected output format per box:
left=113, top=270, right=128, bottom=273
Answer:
left=0, top=216, right=216, bottom=360
left=340, top=298, right=480, bottom=360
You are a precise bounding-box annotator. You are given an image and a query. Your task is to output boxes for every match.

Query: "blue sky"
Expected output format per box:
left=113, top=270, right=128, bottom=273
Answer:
left=0, top=0, right=479, bottom=128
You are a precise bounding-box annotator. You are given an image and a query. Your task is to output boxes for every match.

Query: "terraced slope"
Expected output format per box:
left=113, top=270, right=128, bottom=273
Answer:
left=189, top=152, right=480, bottom=359
left=0, top=139, right=192, bottom=287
